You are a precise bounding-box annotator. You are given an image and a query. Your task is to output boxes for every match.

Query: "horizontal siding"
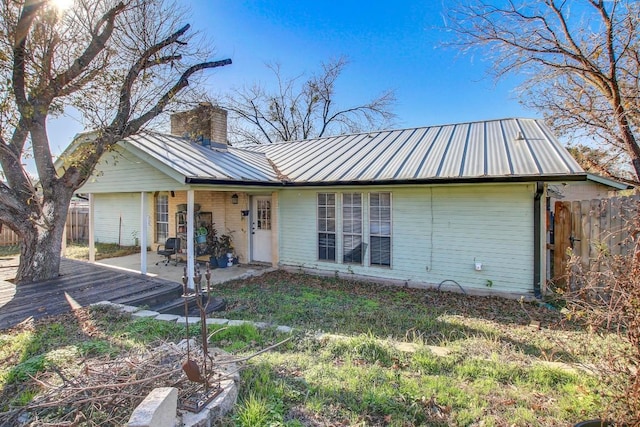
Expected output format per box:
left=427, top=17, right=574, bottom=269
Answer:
left=407, top=185, right=533, bottom=293
left=277, top=184, right=535, bottom=295
left=94, top=193, right=153, bottom=246
left=278, top=191, right=319, bottom=264
left=80, top=148, right=184, bottom=193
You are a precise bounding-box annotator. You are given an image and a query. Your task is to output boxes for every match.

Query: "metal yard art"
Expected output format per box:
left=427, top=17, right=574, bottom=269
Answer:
left=178, top=264, right=223, bottom=413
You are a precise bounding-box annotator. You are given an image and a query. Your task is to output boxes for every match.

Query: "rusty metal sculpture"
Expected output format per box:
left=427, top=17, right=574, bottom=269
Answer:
left=178, top=263, right=222, bottom=412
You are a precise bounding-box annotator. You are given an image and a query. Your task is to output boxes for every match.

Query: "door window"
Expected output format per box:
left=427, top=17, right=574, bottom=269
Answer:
left=257, top=199, right=271, bottom=230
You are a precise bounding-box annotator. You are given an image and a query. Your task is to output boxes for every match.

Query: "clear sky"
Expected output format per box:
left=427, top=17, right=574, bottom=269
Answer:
left=48, top=0, right=535, bottom=156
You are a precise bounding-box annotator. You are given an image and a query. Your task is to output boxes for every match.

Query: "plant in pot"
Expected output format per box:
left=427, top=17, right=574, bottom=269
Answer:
left=210, top=231, right=233, bottom=268
left=206, top=224, right=219, bottom=268
left=217, top=232, right=234, bottom=268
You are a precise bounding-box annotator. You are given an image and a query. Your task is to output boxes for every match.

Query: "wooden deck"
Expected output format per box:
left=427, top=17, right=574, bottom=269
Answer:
left=0, top=258, right=182, bottom=330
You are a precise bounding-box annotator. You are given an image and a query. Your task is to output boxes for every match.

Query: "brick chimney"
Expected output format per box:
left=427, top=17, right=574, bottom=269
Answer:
left=170, top=103, right=228, bottom=148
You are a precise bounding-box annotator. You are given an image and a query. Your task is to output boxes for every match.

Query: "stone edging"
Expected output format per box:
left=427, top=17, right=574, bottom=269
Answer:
left=90, top=300, right=294, bottom=334
left=90, top=301, right=294, bottom=427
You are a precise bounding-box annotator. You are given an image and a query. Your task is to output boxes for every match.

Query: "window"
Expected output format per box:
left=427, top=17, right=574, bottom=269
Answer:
left=317, top=193, right=336, bottom=261
left=257, top=199, right=271, bottom=230
left=343, top=193, right=363, bottom=264
left=155, top=194, right=169, bottom=242
left=369, top=192, right=391, bottom=266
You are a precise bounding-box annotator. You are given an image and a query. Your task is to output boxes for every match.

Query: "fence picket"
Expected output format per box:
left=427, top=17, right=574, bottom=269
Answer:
left=0, top=206, right=89, bottom=246
left=553, top=194, right=639, bottom=289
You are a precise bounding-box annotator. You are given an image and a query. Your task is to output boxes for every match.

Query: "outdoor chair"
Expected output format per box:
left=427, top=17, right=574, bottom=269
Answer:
left=156, top=237, right=181, bottom=266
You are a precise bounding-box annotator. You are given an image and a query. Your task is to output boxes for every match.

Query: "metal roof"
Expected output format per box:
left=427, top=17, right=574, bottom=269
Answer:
left=120, top=118, right=585, bottom=186
left=121, top=132, right=278, bottom=182
left=248, top=118, right=584, bottom=185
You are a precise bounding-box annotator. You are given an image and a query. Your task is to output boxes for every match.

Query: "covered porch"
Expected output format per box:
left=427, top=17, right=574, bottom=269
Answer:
left=83, top=188, right=279, bottom=289
left=95, top=250, right=272, bottom=286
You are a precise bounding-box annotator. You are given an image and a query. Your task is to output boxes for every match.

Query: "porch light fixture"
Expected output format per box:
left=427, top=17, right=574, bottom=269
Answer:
left=231, top=193, right=239, bottom=204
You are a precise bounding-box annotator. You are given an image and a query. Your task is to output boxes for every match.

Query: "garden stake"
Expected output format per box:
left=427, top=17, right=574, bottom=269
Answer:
left=194, top=266, right=211, bottom=391
left=181, top=269, right=204, bottom=383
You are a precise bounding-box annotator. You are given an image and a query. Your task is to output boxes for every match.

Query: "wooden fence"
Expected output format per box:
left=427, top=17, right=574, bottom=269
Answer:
left=66, top=205, right=89, bottom=243
left=0, top=205, right=89, bottom=247
left=553, top=194, right=639, bottom=287
left=0, top=224, right=20, bottom=247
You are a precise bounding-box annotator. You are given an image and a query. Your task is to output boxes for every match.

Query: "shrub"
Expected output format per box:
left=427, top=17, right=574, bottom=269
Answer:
left=563, top=204, right=640, bottom=424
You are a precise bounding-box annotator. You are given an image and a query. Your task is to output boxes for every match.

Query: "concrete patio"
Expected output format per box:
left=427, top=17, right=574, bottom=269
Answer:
left=96, top=251, right=272, bottom=286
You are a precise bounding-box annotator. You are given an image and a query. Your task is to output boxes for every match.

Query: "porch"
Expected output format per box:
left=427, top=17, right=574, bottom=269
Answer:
left=85, top=189, right=278, bottom=289
left=96, top=250, right=271, bottom=286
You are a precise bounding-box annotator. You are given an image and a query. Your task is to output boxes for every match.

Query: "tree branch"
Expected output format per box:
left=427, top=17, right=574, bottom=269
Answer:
left=51, top=2, right=126, bottom=97
left=115, top=24, right=191, bottom=128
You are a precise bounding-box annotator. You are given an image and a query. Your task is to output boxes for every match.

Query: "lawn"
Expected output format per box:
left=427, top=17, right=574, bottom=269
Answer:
left=0, top=270, right=615, bottom=426
left=0, top=242, right=139, bottom=260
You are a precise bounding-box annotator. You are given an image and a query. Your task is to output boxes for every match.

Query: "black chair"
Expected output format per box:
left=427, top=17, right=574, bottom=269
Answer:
left=156, top=237, right=181, bottom=266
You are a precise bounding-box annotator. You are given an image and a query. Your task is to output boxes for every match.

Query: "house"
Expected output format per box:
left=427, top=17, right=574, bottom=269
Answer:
left=67, top=105, right=587, bottom=298
left=547, top=173, right=633, bottom=206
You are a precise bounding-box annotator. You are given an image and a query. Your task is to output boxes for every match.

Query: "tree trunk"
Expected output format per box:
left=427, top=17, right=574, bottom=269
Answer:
left=16, top=226, right=64, bottom=284
left=615, top=114, right=640, bottom=182
left=14, top=193, right=72, bottom=284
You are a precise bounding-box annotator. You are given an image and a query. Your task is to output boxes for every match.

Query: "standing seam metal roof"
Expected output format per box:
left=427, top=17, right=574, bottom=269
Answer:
left=121, top=132, right=278, bottom=182
left=121, top=118, right=584, bottom=185
left=247, top=118, right=583, bottom=183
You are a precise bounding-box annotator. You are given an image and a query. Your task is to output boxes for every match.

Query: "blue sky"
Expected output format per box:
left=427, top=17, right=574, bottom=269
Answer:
left=49, top=0, right=534, bottom=156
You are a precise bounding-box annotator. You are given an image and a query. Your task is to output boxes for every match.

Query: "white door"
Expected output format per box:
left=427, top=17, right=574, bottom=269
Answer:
left=251, top=196, right=272, bottom=263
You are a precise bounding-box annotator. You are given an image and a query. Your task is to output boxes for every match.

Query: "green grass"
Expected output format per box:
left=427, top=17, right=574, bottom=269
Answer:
left=0, top=245, right=19, bottom=256
left=0, top=271, right=619, bottom=426
left=0, top=242, right=139, bottom=260
left=64, top=242, right=140, bottom=260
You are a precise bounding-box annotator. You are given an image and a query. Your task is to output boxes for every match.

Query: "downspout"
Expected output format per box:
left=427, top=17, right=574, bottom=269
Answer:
left=533, top=182, right=544, bottom=298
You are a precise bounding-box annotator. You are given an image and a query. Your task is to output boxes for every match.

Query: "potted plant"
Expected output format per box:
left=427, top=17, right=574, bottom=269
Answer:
left=215, top=232, right=234, bottom=268
left=206, top=224, right=219, bottom=268
left=208, top=230, right=233, bottom=268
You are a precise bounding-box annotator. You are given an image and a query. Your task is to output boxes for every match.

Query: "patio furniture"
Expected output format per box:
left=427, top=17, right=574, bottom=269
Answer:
left=156, top=237, right=181, bottom=266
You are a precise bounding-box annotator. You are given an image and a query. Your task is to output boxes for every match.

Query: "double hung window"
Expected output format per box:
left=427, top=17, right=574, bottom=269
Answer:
left=155, top=194, right=169, bottom=242
left=317, top=193, right=336, bottom=261
left=369, top=192, right=391, bottom=266
left=342, top=193, right=363, bottom=264
left=316, top=191, right=391, bottom=266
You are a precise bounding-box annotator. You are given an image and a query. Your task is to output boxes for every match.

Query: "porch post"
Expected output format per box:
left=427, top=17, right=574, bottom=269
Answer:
left=88, top=193, right=95, bottom=263
left=61, top=223, right=67, bottom=256
left=187, top=190, right=195, bottom=289
left=140, top=192, right=148, bottom=275
left=271, top=191, right=279, bottom=268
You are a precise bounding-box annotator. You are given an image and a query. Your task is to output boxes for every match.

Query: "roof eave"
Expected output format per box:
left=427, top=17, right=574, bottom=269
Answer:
left=586, top=173, right=634, bottom=190
left=185, top=173, right=588, bottom=188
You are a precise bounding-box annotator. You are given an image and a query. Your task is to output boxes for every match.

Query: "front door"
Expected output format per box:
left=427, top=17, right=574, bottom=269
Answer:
left=251, top=196, right=272, bottom=263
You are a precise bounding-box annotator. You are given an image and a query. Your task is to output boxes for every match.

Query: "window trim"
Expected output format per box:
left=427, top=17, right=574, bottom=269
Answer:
left=155, top=193, right=169, bottom=243
left=368, top=192, right=392, bottom=268
left=342, top=192, right=363, bottom=265
left=317, top=192, right=337, bottom=262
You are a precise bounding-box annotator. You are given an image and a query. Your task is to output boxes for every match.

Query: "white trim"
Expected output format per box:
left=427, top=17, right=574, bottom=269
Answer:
left=88, top=193, right=95, bottom=263
left=368, top=191, right=392, bottom=268
left=140, top=192, right=148, bottom=275
left=586, top=173, right=631, bottom=190
left=186, top=190, right=195, bottom=289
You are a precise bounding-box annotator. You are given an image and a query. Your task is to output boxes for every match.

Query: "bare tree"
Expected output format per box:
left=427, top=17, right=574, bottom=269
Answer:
left=566, top=143, right=635, bottom=184
left=446, top=0, right=640, bottom=182
left=223, top=57, right=396, bottom=145
left=0, top=0, right=230, bottom=284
